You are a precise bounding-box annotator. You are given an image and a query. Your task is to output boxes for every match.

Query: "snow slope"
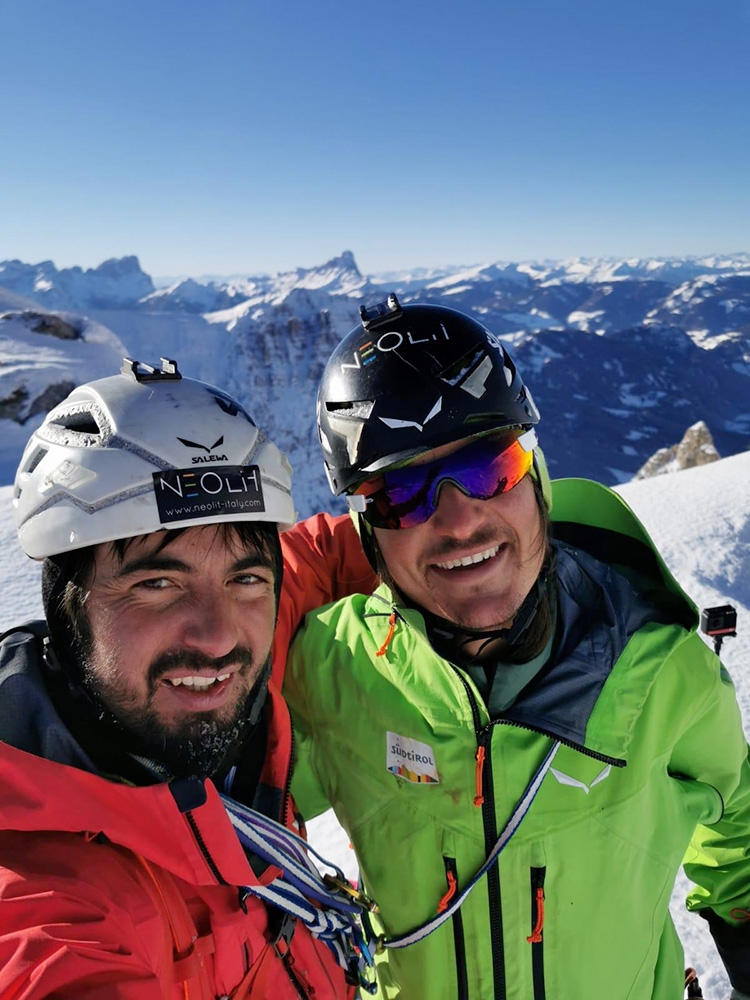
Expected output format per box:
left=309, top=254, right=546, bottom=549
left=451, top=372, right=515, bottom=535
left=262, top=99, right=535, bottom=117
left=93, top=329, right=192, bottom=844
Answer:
left=1, top=451, right=748, bottom=996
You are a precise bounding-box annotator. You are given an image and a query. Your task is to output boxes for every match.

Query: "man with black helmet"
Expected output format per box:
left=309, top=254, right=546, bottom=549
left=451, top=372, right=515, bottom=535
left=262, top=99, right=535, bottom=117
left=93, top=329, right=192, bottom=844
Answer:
left=0, top=359, right=375, bottom=998
left=286, top=297, right=750, bottom=999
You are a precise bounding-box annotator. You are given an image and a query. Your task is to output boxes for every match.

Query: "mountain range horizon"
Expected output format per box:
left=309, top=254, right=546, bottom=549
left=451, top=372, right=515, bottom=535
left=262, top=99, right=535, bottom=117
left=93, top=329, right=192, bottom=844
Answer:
left=1, top=248, right=749, bottom=518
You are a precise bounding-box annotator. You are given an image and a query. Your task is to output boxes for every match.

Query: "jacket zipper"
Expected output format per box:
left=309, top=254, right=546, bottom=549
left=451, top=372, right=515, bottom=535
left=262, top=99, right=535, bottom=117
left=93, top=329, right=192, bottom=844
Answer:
left=529, top=867, right=546, bottom=1000
left=443, top=857, right=469, bottom=1000
left=283, top=726, right=296, bottom=826
left=185, top=810, right=229, bottom=885
left=492, top=718, right=625, bottom=767
left=452, top=668, right=507, bottom=1000
left=281, top=951, right=315, bottom=999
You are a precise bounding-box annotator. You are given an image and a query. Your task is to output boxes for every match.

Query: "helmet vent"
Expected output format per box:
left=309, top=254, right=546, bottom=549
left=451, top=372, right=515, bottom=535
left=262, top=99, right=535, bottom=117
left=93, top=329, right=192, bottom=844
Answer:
left=325, top=400, right=375, bottom=421
left=51, top=410, right=101, bottom=436
left=439, top=348, right=486, bottom=387
left=24, top=446, right=47, bottom=475
left=326, top=399, right=375, bottom=420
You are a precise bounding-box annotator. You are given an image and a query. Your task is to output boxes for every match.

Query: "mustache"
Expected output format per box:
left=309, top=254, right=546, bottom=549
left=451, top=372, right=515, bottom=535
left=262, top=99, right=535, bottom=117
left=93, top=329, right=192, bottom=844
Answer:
left=147, top=646, right=255, bottom=688
left=424, top=528, right=513, bottom=563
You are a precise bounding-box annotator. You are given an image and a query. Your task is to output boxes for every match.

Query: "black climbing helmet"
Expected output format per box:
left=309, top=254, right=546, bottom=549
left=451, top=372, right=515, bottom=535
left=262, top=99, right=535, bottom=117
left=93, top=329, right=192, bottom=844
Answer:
left=317, top=294, right=541, bottom=496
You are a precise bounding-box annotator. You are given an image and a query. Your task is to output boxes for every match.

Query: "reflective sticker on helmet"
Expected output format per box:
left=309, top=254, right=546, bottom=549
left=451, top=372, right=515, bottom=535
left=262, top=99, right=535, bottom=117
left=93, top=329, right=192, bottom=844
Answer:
left=379, top=396, right=443, bottom=432
left=461, top=355, right=493, bottom=399
left=152, top=466, right=265, bottom=524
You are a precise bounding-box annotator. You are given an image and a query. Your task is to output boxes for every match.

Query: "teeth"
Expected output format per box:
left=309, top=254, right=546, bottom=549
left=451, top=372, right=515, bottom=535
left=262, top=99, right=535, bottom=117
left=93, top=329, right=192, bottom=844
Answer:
left=167, top=674, right=230, bottom=688
left=435, top=545, right=500, bottom=570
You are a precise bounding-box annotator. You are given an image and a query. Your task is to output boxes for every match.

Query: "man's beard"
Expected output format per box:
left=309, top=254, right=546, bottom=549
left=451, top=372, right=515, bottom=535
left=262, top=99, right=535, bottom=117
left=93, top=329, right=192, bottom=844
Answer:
left=81, top=646, right=271, bottom=780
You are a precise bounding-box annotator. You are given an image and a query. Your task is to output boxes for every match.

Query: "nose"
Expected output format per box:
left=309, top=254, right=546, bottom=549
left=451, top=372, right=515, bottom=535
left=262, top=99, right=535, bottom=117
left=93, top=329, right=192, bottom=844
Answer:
left=179, top=589, right=239, bottom=660
left=430, top=481, right=487, bottom=537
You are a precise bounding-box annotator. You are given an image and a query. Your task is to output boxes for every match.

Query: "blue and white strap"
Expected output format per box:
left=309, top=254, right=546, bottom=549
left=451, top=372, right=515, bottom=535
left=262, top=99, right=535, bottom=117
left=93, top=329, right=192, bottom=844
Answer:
left=222, top=795, right=376, bottom=990
left=383, top=740, right=561, bottom=950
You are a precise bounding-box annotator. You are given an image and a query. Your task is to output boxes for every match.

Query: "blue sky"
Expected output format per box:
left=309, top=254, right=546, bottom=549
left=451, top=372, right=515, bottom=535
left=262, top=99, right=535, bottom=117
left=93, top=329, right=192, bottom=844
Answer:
left=1, top=0, right=748, bottom=278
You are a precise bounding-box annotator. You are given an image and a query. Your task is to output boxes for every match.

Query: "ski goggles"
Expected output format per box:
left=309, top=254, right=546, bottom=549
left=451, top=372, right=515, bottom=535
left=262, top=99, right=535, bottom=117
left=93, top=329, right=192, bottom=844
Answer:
left=348, top=429, right=537, bottom=530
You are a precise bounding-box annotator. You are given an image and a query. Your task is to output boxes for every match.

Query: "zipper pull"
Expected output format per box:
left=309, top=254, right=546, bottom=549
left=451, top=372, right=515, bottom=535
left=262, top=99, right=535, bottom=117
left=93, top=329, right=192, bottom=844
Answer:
left=437, top=869, right=458, bottom=913
left=474, top=745, right=486, bottom=806
left=527, top=886, right=545, bottom=943
left=375, top=611, right=398, bottom=657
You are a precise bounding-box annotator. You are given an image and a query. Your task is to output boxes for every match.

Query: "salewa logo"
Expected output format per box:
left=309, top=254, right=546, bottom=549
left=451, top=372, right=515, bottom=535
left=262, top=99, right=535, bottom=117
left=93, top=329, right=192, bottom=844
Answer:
left=550, top=764, right=611, bottom=794
left=177, top=435, right=229, bottom=464
left=379, top=397, right=442, bottom=432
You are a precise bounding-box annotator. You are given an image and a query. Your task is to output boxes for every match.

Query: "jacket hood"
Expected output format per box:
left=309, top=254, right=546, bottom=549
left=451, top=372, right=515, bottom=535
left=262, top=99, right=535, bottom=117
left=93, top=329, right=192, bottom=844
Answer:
left=550, top=477, right=697, bottom=629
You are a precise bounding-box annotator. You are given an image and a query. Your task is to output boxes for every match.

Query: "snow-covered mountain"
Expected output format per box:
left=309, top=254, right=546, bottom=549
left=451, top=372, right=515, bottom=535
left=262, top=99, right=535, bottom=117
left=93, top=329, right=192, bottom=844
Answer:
left=0, top=256, right=154, bottom=311
left=1, top=250, right=748, bottom=516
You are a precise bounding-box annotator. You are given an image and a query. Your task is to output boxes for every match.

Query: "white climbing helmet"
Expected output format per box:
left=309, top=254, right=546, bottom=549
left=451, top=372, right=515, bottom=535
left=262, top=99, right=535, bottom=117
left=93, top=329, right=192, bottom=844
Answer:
left=13, top=358, right=296, bottom=559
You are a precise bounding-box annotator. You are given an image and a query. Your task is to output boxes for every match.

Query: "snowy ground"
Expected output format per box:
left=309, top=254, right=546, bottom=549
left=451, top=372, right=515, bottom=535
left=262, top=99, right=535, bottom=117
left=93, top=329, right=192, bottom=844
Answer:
left=2, top=451, right=749, bottom=998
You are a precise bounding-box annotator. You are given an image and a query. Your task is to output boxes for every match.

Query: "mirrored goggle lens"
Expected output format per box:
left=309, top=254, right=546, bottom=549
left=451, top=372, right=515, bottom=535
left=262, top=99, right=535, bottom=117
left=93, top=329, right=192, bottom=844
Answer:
left=350, top=430, right=536, bottom=530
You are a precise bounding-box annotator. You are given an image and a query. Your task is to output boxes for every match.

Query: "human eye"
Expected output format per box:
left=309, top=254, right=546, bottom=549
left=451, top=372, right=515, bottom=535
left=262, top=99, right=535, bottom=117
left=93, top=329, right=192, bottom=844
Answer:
left=233, top=565, right=274, bottom=589
left=133, top=576, right=173, bottom=591
left=234, top=571, right=267, bottom=586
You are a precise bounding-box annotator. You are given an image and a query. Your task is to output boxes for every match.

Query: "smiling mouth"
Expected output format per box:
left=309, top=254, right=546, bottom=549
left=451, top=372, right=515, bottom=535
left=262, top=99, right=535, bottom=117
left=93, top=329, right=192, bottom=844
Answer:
left=434, top=544, right=502, bottom=571
left=164, top=673, right=232, bottom=689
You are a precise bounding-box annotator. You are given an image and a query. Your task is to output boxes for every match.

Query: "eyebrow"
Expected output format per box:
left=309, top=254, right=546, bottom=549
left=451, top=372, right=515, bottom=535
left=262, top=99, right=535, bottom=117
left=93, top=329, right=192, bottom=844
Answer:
left=116, top=553, right=273, bottom=578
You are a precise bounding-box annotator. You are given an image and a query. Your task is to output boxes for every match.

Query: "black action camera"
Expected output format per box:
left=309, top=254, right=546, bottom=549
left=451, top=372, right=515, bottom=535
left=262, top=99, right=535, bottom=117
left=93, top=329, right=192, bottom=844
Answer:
left=700, top=605, right=737, bottom=637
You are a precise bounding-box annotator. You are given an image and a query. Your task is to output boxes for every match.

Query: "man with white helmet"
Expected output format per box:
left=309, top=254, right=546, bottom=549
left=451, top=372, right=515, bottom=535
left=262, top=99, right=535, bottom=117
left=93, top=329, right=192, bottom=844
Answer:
left=0, top=358, right=375, bottom=999
left=285, top=296, right=750, bottom=1000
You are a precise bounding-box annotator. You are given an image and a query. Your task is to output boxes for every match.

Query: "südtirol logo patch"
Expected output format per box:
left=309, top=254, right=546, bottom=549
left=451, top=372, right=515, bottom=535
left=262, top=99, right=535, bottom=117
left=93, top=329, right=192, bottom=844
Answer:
left=153, top=466, right=265, bottom=524
left=387, top=732, right=439, bottom=784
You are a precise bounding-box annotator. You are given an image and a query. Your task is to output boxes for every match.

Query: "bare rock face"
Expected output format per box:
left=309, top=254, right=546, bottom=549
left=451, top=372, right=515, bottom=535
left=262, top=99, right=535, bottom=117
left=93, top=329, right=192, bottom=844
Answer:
left=21, top=312, right=81, bottom=340
left=0, top=387, right=27, bottom=422
left=634, top=420, right=721, bottom=479
left=0, top=381, right=76, bottom=424
left=25, top=381, right=76, bottom=421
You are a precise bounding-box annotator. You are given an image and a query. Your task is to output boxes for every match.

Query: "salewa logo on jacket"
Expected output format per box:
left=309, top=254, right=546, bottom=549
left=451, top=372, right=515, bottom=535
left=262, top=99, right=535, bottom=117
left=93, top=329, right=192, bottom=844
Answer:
left=550, top=764, right=611, bottom=794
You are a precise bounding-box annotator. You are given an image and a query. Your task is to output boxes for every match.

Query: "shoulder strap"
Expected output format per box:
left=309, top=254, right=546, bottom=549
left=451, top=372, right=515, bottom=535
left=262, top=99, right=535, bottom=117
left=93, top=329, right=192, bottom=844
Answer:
left=132, top=851, right=214, bottom=996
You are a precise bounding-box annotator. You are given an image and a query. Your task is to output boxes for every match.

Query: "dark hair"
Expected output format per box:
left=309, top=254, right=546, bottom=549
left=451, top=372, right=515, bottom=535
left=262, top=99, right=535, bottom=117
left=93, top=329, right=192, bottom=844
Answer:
left=52, top=522, right=283, bottom=663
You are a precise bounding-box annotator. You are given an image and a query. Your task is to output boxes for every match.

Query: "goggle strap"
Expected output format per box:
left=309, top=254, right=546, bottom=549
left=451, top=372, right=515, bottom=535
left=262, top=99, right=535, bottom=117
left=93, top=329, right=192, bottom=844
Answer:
left=347, top=494, right=369, bottom=513
left=518, top=428, right=538, bottom=452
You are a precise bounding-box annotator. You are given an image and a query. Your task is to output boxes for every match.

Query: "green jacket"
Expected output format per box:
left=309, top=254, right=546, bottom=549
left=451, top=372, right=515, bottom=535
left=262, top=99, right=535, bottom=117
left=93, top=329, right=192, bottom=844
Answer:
left=286, top=480, right=750, bottom=999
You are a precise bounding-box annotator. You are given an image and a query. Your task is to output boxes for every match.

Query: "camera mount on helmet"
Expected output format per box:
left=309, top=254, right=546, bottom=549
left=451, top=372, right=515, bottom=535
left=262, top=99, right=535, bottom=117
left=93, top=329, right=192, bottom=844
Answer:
left=359, top=293, right=403, bottom=330
left=121, top=357, right=182, bottom=382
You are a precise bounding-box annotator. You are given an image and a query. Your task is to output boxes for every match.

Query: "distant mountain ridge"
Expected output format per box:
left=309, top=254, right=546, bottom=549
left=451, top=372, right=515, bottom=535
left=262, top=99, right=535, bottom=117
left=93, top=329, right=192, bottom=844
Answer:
left=1, top=250, right=748, bottom=516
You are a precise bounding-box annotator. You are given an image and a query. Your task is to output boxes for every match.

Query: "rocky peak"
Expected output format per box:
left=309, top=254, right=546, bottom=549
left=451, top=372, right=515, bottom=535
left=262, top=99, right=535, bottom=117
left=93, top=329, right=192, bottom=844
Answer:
left=634, top=420, right=721, bottom=480
left=18, top=311, right=81, bottom=340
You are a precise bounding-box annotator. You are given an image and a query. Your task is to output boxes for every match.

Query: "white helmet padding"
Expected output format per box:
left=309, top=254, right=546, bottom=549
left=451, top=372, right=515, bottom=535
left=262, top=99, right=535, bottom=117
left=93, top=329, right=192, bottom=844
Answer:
left=13, top=358, right=296, bottom=560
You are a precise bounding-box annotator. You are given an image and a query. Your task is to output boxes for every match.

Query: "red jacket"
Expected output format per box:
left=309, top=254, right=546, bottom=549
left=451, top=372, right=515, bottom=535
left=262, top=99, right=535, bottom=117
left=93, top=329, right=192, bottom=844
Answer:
left=0, top=514, right=376, bottom=999
left=275, top=512, right=376, bottom=686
